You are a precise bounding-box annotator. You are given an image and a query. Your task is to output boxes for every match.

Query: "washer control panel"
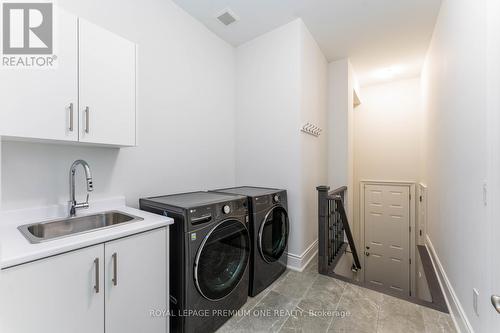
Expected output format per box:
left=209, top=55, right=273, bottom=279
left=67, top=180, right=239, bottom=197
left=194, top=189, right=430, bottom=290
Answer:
left=212, top=198, right=248, bottom=222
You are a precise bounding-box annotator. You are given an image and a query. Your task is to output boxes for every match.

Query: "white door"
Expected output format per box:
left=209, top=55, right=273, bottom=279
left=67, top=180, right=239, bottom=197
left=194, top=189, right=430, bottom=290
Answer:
left=487, top=0, right=500, bottom=326
left=489, top=136, right=500, bottom=323
left=105, top=228, right=168, bottom=333
left=0, top=245, right=104, bottom=333
left=79, top=18, right=136, bottom=146
left=0, top=7, right=78, bottom=141
left=364, top=184, right=410, bottom=296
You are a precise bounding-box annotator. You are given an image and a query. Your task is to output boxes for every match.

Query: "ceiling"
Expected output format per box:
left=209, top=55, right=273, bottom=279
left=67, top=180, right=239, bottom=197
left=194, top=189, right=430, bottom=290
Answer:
left=172, top=0, right=442, bottom=86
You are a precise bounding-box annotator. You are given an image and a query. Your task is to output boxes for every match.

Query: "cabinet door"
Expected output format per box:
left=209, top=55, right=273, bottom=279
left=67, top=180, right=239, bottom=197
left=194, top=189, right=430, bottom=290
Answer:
left=0, top=245, right=105, bottom=333
left=0, top=7, right=78, bottom=141
left=79, top=18, right=136, bottom=146
left=105, top=228, right=168, bottom=333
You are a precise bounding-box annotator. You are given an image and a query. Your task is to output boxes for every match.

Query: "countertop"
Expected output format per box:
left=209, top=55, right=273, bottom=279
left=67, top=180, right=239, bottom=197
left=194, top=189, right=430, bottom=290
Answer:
left=0, top=197, right=173, bottom=269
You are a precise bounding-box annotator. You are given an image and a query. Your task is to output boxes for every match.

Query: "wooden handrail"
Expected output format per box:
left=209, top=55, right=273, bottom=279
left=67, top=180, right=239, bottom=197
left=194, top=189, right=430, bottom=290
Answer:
left=316, top=185, right=361, bottom=276
left=329, top=186, right=347, bottom=197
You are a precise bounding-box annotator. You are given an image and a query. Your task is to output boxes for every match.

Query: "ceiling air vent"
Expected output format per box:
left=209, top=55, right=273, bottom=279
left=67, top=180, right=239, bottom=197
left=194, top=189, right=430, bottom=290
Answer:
left=216, top=9, right=239, bottom=26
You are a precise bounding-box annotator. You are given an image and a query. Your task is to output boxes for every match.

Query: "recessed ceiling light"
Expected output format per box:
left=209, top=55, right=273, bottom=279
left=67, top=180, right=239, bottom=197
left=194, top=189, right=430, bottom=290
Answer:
left=216, top=8, right=239, bottom=26
left=373, top=65, right=404, bottom=80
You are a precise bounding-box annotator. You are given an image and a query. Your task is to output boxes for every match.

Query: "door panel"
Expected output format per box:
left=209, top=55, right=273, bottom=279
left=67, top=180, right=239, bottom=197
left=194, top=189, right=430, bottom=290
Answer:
left=105, top=228, right=167, bottom=333
left=0, top=7, right=78, bottom=141
left=79, top=18, right=136, bottom=146
left=0, top=245, right=104, bottom=333
left=364, top=184, right=410, bottom=296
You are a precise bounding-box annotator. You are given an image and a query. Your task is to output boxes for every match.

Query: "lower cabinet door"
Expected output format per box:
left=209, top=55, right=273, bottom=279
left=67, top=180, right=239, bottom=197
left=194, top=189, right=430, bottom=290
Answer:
left=0, top=244, right=105, bottom=333
left=105, top=227, right=168, bottom=333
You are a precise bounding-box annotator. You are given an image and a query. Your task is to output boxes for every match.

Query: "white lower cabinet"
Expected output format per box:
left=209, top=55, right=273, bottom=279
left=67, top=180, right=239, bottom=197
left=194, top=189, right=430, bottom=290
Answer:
left=0, top=227, right=168, bottom=333
left=105, top=228, right=168, bottom=333
left=0, top=244, right=105, bottom=333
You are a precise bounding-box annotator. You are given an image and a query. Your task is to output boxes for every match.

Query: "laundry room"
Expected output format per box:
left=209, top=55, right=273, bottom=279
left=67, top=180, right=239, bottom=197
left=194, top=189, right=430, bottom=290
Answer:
left=1, top=0, right=498, bottom=332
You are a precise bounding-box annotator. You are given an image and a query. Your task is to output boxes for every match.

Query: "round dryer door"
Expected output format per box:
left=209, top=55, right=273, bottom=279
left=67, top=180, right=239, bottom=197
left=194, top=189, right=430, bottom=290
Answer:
left=258, top=205, right=289, bottom=263
left=194, top=219, right=250, bottom=301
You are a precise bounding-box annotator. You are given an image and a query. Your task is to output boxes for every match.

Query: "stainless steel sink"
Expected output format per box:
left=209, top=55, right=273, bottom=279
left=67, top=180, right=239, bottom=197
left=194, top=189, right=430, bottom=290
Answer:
left=18, top=210, right=144, bottom=244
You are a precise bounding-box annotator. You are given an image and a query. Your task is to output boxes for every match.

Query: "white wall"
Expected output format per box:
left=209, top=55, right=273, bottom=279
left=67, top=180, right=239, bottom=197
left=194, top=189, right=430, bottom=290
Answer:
left=328, top=60, right=349, bottom=190
left=235, top=19, right=327, bottom=264
left=235, top=19, right=302, bottom=260
left=327, top=59, right=358, bottom=223
left=421, top=0, right=489, bottom=331
left=1, top=0, right=236, bottom=209
left=353, top=77, right=421, bottom=245
left=299, top=22, right=328, bottom=262
left=0, top=137, right=2, bottom=210
left=354, top=78, right=421, bottom=181
left=346, top=62, right=357, bottom=224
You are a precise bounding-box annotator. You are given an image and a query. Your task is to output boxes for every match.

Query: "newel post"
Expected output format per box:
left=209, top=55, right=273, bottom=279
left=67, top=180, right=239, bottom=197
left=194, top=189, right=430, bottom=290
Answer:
left=316, top=186, right=330, bottom=275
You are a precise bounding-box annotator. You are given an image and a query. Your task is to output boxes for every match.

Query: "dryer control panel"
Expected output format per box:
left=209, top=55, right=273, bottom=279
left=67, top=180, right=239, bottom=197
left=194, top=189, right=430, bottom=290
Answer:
left=252, top=191, right=287, bottom=213
left=188, top=198, right=248, bottom=226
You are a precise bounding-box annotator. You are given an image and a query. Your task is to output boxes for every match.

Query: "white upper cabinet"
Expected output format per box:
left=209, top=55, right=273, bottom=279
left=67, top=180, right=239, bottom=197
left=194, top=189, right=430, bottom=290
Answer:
left=0, top=8, right=78, bottom=142
left=0, top=8, right=137, bottom=147
left=79, top=19, right=136, bottom=146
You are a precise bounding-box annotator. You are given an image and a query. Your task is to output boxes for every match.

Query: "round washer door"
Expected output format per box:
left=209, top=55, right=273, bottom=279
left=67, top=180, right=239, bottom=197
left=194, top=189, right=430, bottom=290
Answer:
left=258, top=205, right=289, bottom=263
left=194, top=219, right=250, bottom=301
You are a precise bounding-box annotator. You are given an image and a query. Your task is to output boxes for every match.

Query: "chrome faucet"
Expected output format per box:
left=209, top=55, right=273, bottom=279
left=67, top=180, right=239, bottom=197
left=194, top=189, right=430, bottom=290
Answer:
left=68, top=160, right=94, bottom=217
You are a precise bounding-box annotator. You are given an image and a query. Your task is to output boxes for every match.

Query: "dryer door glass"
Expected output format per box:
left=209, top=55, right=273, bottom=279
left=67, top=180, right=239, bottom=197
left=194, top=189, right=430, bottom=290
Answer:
left=195, top=219, right=250, bottom=300
left=259, top=206, right=289, bottom=263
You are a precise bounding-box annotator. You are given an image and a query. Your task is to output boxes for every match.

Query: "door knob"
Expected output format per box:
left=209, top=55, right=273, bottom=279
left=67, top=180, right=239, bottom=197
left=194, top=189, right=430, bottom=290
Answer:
left=492, top=295, right=500, bottom=314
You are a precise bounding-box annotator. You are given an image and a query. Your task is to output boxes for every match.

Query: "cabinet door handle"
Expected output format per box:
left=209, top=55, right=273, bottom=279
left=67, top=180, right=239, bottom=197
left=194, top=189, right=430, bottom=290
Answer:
left=94, top=258, right=100, bottom=293
left=68, top=103, right=74, bottom=132
left=85, top=106, right=90, bottom=133
left=112, top=252, right=118, bottom=286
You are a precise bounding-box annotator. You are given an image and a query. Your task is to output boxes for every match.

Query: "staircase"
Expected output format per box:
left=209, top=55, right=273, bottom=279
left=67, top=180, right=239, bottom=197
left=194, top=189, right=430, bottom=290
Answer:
left=317, top=186, right=361, bottom=278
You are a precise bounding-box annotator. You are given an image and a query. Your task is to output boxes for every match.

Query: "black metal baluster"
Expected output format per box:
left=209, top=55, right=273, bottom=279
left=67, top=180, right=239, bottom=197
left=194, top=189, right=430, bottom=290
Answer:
left=317, top=186, right=361, bottom=277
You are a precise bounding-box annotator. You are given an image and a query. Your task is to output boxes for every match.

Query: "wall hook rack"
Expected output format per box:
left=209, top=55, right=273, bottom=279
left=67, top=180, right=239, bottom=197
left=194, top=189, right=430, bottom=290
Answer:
left=300, top=122, right=322, bottom=137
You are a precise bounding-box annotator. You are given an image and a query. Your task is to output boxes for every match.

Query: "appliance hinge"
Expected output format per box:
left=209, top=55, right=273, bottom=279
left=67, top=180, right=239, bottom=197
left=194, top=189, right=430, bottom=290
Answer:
left=409, top=258, right=412, bottom=265
left=419, top=195, right=423, bottom=202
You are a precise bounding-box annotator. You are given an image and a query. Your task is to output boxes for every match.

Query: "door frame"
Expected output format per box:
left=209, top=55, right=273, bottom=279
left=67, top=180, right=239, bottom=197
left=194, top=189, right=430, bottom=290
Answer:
left=359, top=180, right=416, bottom=297
left=417, top=183, right=428, bottom=246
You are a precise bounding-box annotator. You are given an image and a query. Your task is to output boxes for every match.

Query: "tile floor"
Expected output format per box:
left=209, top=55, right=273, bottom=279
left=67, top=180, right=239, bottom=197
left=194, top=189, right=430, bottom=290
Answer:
left=217, top=259, right=457, bottom=333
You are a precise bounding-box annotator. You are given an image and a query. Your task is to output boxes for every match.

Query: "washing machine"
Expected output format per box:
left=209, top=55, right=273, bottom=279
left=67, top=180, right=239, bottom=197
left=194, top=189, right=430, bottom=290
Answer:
left=212, top=187, right=289, bottom=297
left=139, top=191, right=250, bottom=333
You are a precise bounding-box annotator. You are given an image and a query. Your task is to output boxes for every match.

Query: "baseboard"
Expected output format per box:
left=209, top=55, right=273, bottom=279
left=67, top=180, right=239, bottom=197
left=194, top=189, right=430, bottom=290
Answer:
left=425, top=235, right=473, bottom=333
left=287, top=239, right=318, bottom=272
